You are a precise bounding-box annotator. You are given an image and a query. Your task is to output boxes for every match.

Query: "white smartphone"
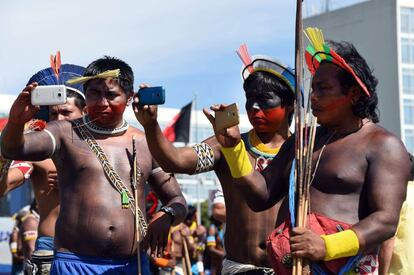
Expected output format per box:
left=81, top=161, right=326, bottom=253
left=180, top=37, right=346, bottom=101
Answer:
left=31, top=85, right=67, bottom=106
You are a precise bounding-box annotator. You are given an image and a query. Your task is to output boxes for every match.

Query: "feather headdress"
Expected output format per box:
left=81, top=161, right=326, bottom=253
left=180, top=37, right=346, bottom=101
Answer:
left=304, top=27, right=370, bottom=97
left=27, top=51, right=85, bottom=97
left=236, top=44, right=296, bottom=95
left=27, top=51, right=86, bottom=121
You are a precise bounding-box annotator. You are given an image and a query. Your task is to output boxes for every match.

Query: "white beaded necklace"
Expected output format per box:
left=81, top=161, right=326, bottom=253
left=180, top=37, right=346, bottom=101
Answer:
left=82, top=115, right=129, bottom=135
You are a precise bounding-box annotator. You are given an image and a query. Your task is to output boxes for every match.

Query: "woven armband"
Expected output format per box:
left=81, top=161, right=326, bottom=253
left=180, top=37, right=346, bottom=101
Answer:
left=192, top=143, right=215, bottom=173
left=220, top=140, right=253, bottom=178
left=206, top=235, right=216, bottom=247
left=10, top=242, right=17, bottom=253
left=10, top=161, right=33, bottom=179
left=320, top=229, right=360, bottom=261
left=22, top=230, right=38, bottom=241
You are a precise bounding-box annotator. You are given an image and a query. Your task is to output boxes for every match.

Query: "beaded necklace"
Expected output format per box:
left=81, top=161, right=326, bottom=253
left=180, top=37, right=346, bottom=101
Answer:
left=82, top=115, right=129, bottom=135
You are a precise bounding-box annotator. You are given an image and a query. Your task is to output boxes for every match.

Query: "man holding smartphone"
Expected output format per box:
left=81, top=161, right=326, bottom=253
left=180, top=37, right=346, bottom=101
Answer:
left=1, top=56, right=187, bottom=274
left=136, top=51, right=295, bottom=274
left=0, top=63, right=86, bottom=275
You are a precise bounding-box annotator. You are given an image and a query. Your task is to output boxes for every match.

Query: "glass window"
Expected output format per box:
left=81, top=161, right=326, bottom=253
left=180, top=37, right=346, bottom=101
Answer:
left=401, top=38, right=414, bottom=64
left=404, top=98, right=414, bottom=125
left=405, top=129, right=414, bottom=155
left=401, top=8, right=414, bottom=33
left=403, top=69, right=414, bottom=95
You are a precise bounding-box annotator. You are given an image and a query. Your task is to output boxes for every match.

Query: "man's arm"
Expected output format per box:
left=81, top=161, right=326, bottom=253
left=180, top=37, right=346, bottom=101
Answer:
left=211, top=186, right=226, bottom=223
left=212, top=203, right=226, bottom=224
left=144, top=164, right=188, bottom=257
left=352, top=134, right=410, bottom=252
left=290, top=134, right=410, bottom=262
left=206, top=225, right=225, bottom=258
left=0, top=162, right=33, bottom=196
left=20, top=215, right=38, bottom=259
left=1, top=84, right=62, bottom=161
left=136, top=106, right=221, bottom=175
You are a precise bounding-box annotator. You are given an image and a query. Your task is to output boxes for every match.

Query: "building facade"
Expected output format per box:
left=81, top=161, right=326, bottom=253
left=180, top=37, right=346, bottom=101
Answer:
left=304, top=0, right=414, bottom=155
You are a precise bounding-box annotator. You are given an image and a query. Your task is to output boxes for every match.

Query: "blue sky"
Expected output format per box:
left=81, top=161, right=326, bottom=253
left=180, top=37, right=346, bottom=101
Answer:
left=0, top=0, right=365, bottom=113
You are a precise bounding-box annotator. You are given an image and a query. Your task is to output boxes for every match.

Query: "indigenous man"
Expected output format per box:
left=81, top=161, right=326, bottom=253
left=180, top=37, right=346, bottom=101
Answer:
left=136, top=47, right=295, bottom=274
left=170, top=213, right=196, bottom=275
left=1, top=56, right=187, bottom=274
left=19, top=200, right=40, bottom=262
left=212, top=31, right=410, bottom=274
left=211, top=185, right=226, bottom=224
left=0, top=63, right=87, bottom=275
left=8, top=206, right=30, bottom=275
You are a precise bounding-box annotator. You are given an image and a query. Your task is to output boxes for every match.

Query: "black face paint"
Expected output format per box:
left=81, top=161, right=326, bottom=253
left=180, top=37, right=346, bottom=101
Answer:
left=245, top=90, right=283, bottom=111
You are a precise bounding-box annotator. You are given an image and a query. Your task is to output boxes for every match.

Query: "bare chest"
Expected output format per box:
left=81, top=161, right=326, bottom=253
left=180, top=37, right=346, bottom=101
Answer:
left=311, top=139, right=368, bottom=194
left=56, top=133, right=153, bottom=185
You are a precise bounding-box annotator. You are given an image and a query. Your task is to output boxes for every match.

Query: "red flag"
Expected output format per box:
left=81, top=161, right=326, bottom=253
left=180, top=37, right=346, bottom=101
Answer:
left=0, top=117, right=8, bottom=132
left=163, top=102, right=192, bottom=143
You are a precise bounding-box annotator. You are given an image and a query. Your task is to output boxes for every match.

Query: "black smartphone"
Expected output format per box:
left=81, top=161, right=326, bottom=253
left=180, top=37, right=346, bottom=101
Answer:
left=137, top=86, right=165, bottom=106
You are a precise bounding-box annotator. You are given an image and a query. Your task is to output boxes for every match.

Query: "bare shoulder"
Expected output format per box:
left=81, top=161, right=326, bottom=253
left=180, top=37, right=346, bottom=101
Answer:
left=364, top=124, right=407, bottom=156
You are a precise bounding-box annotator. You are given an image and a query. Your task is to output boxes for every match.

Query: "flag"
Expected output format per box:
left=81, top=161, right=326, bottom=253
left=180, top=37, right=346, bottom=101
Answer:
left=0, top=117, right=8, bottom=132
left=163, top=102, right=192, bottom=143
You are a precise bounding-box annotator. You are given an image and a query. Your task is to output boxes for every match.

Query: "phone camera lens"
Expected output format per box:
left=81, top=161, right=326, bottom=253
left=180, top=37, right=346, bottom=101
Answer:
left=58, top=93, right=62, bottom=97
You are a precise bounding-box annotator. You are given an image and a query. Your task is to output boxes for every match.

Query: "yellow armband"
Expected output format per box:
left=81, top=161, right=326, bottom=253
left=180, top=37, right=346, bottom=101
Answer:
left=320, top=229, right=360, bottom=261
left=220, top=140, right=253, bottom=178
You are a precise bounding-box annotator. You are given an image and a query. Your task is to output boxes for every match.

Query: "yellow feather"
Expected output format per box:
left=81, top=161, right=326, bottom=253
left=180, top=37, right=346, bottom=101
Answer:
left=66, top=69, right=120, bottom=85
left=304, top=27, right=326, bottom=59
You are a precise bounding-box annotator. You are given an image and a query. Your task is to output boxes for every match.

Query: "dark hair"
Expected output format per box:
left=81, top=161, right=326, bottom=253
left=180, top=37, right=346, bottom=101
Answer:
left=67, top=88, right=86, bottom=110
left=327, top=41, right=379, bottom=123
left=83, top=56, right=134, bottom=93
left=186, top=205, right=197, bottom=221
left=243, top=70, right=295, bottom=122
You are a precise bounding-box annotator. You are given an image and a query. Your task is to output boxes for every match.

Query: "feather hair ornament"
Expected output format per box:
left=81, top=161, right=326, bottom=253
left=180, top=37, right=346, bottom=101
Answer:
left=236, top=44, right=254, bottom=73
left=66, top=69, right=120, bottom=85
left=50, top=51, right=61, bottom=81
left=236, top=44, right=296, bottom=95
left=304, top=27, right=370, bottom=97
left=27, top=55, right=86, bottom=122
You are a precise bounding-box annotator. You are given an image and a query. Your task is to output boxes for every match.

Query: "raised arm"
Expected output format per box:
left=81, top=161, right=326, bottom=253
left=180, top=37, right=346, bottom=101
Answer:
left=352, top=134, right=410, bottom=253
left=203, top=104, right=291, bottom=211
left=134, top=100, right=221, bottom=174
left=1, top=84, right=61, bottom=161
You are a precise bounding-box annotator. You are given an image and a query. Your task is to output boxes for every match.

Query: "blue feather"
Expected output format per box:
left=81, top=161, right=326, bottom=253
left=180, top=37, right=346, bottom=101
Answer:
left=27, top=64, right=85, bottom=93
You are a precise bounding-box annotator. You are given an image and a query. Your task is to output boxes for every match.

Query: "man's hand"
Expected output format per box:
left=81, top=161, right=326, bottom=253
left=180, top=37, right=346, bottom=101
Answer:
left=143, top=211, right=172, bottom=258
left=133, top=83, right=158, bottom=128
left=290, top=227, right=326, bottom=261
left=9, top=83, right=40, bottom=125
left=203, top=104, right=241, bottom=148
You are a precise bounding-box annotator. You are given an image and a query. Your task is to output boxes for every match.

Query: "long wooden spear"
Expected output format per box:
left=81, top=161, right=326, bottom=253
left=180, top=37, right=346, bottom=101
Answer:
left=294, top=0, right=305, bottom=274
left=132, top=136, right=142, bottom=275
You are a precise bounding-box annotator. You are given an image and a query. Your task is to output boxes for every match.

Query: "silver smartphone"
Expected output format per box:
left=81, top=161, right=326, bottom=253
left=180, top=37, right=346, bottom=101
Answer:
left=31, top=85, right=67, bottom=106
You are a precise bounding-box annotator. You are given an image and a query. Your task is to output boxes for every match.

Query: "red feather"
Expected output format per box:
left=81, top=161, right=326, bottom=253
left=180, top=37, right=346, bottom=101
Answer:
left=236, top=44, right=254, bottom=73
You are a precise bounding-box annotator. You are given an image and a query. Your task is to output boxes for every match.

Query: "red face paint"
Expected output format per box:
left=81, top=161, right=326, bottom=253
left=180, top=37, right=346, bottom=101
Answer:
left=85, top=79, right=129, bottom=127
left=323, top=94, right=352, bottom=112
left=248, top=106, right=287, bottom=133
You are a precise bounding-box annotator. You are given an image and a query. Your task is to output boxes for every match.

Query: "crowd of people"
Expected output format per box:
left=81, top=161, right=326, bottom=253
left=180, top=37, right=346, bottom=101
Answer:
left=0, top=25, right=412, bottom=275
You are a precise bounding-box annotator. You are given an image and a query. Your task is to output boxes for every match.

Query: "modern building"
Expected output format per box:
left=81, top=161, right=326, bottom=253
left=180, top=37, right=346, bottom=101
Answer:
left=304, top=0, right=414, bottom=155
